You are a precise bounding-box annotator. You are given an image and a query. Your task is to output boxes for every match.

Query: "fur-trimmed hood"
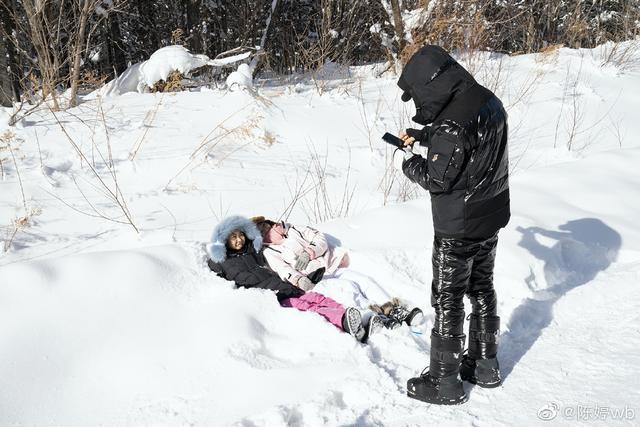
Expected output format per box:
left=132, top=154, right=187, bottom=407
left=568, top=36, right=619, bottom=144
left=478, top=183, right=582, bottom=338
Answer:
left=206, top=215, right=263, bottom=263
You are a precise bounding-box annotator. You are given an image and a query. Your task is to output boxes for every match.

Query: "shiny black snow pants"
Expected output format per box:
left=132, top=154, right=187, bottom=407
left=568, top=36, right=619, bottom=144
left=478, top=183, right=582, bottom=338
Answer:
left=431, top=233, right=499, bottom=338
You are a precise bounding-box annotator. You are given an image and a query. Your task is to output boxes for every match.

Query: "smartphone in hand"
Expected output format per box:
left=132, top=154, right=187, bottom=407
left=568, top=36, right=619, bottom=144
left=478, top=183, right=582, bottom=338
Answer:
left=382, top=132, right=405, bottom=149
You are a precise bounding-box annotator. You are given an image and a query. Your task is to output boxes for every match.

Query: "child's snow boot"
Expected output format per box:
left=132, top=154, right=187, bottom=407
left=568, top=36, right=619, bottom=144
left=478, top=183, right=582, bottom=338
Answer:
left=370, top=300, right=399, bottom=330
left=371, top=298, right=423, bottom=328
left=361, top=314, right=384, bottom=343
left=342, top=307, right=365, bottom=342
left=407, top=332, right=467, bottom=405
left=459, top=314, right=501, bottom=388
left=403, top=307, right=424, bottom=327
left=380, top=314, right=401, bottom=330
left=388, top=302, right=424, bottom=327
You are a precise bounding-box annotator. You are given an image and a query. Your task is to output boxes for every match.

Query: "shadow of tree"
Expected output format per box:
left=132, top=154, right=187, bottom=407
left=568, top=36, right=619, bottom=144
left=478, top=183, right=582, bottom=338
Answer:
left=500, top=218, right=621, bottom=381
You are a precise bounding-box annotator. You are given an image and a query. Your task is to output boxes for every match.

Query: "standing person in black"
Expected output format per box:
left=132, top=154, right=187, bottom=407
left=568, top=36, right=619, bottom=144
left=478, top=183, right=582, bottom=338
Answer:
left=392, top=45, right=510, bottom=405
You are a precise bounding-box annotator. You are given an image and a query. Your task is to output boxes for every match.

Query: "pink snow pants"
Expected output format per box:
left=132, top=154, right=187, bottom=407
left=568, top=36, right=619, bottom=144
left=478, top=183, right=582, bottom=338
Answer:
left=280, top=291, right=345, bottom=330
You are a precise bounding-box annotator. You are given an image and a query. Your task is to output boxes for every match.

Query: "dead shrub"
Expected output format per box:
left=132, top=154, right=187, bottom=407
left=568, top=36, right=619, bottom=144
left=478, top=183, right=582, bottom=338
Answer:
left=78, top=70, right=110, bottom=92
left=151, top=71, right=184, bottom=93
left=399, top=32, right=428, bottom=65
left=171, top=28, right=186, bottom=46
left=536, top=44, right=564, bottom=64
left=407, top=1, right=639, bottom=56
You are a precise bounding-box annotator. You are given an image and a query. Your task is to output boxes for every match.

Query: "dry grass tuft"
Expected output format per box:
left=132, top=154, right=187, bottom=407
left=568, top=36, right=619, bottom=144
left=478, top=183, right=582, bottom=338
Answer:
left=152, top=71, right=184, bottom=93
left=79, top=69, right=110, bottom=91
left=536, top=44, right=564, bottom=64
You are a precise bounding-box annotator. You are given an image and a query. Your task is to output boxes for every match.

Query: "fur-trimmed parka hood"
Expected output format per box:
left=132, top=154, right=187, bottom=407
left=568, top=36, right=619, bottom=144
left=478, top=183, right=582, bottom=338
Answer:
left=206, top=215, right=263, bottom=263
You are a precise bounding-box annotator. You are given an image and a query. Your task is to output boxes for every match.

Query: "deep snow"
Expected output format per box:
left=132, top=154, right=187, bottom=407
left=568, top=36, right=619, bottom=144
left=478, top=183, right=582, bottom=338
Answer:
left=1, top=42, right=639, bottom=426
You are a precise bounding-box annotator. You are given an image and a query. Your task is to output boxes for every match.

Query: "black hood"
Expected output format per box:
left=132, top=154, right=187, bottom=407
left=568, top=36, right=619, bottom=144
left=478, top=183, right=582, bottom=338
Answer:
left=398, top=45, right=477, bottom=125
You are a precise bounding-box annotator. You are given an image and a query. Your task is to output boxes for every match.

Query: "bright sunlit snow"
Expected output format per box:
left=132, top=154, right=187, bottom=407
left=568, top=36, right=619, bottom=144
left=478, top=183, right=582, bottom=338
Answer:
left=1, top=42, right=639, bottom=425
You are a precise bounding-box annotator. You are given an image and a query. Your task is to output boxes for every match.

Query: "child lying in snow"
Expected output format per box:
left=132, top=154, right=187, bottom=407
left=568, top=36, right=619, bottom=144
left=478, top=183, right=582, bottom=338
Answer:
left=251, top=216, right=424, bottom=329
left=251, top=216, right=347, bottom=291
left=206, top=215, right=383, bottom=343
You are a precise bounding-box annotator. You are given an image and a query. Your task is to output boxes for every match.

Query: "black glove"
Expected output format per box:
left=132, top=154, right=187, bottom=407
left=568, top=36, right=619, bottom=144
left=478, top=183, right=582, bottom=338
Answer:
left=405, top=128, right=424, bottom=142
left=276, top=285, right=305, bottom=301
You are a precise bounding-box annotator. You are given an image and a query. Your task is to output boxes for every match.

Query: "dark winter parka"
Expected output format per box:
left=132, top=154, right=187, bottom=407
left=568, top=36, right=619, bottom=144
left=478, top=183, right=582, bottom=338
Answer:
left=206, top=216, right=305, bottom=301
left=397, top=45, right=510, bottom=239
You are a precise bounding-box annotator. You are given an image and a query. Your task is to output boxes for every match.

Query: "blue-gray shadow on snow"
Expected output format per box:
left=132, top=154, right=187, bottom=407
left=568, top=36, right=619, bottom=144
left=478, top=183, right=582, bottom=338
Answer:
left=500, top=218, right=621, bottom=381
left=323, top=232, right=343, bottom=249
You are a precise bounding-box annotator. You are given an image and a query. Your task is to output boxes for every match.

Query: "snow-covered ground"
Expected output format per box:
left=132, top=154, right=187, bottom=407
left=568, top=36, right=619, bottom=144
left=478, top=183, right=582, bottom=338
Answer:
left=1, top=42, right=639, bottom=426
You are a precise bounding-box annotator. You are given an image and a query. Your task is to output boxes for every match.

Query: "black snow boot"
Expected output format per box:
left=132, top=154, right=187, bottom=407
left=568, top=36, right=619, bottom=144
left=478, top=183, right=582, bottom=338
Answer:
left=404, top=307, right=424, bottom=326
left=407, top=332, right=467, bottom=405
left=361, top=314, right=384, bottom=343
left=342, top=307, right=366, bottom=342
left=389, top=304, right=423, bottom=326
left=460, top=356, right=501, bottom=388
left=372, top=299, right=424, bottom=328
left=460, top=314, right=501, bottom=388
left=380, top=314, right=401, bottom=330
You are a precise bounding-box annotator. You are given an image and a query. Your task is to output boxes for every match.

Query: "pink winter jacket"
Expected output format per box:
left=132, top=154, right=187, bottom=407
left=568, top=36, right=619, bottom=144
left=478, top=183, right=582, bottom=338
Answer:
left=262, top=222, right=347, bottom=286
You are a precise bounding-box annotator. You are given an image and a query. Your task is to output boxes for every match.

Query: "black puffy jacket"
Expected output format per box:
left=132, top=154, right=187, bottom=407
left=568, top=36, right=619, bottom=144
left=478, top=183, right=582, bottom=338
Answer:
left=397, top=45, right=510, bottom=239
left=208, top=242, right=304, bottom=301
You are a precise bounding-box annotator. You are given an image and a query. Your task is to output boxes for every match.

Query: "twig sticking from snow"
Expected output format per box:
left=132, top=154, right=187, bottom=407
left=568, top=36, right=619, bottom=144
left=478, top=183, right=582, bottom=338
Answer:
left=34, top=129, right=46, bottom=176
left=47, top=105, right=139, bottom=233
left=129, top=94, right=164, bottom=160
left=554, top=66, right=572, bottom=149
left=1, top=131, right=32, bottom=253
left=281, top=166, right=312, bottom=224
left=299, top=142, right=357, bottom=223
left=164, top=104, right=254, bottom=190
left=190, top=103, right=253, bottom=159
left=207, top=196, right=231, bottom=223
left=3, top=132, right=28, bottom=215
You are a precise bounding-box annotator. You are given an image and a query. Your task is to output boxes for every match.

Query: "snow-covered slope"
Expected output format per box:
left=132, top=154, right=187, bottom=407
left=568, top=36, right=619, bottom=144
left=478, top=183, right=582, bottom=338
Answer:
left=1, top=42, right=639, bottom=425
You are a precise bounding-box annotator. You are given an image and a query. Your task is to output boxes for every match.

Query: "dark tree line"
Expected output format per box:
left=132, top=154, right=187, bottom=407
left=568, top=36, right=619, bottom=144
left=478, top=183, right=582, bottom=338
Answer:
left=1, top=0, right=638, bottom=108
left=411, top=0, right=640, bottom=57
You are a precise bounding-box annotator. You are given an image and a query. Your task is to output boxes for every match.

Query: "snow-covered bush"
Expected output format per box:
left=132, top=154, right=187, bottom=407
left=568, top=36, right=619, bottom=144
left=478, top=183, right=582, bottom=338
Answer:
left=98, top=45, right=215, bottom=96
left=96, top=45, right=257, bottom=97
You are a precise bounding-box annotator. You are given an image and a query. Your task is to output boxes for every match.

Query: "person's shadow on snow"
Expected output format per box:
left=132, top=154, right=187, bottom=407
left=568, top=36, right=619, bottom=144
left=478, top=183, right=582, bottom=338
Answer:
left=499, top=218, right=621, bottom=381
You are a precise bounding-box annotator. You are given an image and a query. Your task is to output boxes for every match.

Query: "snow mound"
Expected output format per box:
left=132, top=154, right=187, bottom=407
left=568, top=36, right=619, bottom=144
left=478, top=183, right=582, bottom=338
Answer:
left=98, top=45, right=213, bottom=97
left=0, top=244, right=424, bottom=425
left=226, top=63, right=253, bottom=90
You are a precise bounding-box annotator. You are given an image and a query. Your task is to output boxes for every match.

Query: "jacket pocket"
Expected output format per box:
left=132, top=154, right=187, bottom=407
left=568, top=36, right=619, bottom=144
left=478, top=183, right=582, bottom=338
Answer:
left=428, top=134, right=465, bottom=193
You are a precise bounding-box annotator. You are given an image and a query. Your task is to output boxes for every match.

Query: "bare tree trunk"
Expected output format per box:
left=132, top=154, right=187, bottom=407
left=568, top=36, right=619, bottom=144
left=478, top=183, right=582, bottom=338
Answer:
left=249, top=0, right=279, bottom=75
left=135, top=0, right=160, bottom=57
left=107, top=11, right=127, bottom=76
left=390, top=0, right=406, bottom=52
left=22, top=0, right=61, bottom=110
left=69, top=0, right=92, bottom=108
left=0, top=0, right=20, bottom=106
left=184, top=0, right=202, bottom=53
left=0, top=40, right=12, bottom=107
left=322, top=0, right=334, bottom=33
